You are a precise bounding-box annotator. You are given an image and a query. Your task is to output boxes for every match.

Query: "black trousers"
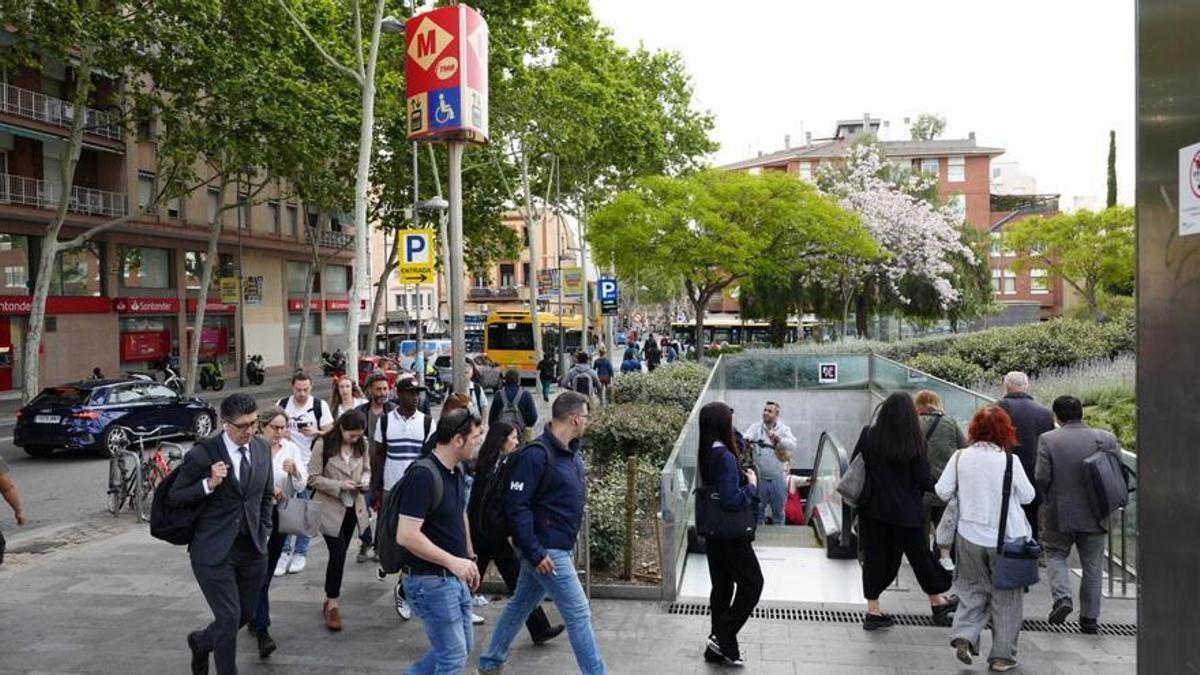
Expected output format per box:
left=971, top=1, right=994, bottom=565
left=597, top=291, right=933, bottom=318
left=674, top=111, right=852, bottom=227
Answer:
left=323, top=507, right=357, bottom=599
left=859, top=514, right=952, bottom=600
left=475, top=536, right=553, bottom=638
left=253, top=508, right=286, bottom=631
left=1023, top=502, right=1041, bottom=542
left=191, top=533, right=267, bottom=675
left=705, top=538, right=763, bottom=658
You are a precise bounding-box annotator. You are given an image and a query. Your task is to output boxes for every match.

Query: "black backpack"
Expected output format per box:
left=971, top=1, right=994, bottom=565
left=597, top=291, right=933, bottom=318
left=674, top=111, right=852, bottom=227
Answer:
left=375, top=455, right=446, bottom=575
left=572, top=371, right=593, bottom=398
left=279, top=396, right=326, bottom=427
left=149, top=443, right=220, bottom=545
left=496, top=388, right=527, bottom=436
left=476, top=440, right=557, bottom=544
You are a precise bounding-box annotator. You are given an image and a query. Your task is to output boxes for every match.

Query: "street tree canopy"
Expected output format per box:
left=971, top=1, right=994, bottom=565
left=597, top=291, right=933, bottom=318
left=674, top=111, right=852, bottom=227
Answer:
left=1004, top=206, right=1135, bottom=321
left=910, top=113, right=947, bottom=141
left=590, top=170, right=873, bottom=355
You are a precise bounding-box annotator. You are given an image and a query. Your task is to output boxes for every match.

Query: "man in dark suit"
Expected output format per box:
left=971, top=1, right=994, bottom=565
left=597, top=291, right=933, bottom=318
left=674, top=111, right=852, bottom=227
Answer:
left=169, top=393, right=274, bottom=675
left=997, top=371, right=1055, bottom=541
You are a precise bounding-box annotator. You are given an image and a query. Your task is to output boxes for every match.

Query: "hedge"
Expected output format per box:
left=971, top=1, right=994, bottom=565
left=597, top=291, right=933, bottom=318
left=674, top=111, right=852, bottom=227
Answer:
left=905, top=353, right=986, bottom=387
left=584, top=403, right=687, bottom=469
left=610, top=362, right=708, bottom=413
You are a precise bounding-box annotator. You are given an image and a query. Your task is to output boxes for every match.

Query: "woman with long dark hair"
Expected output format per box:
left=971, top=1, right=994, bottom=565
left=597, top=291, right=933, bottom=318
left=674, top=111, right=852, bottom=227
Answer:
left=467, top=421, right=564, bottom=644
left=696, top=401, right=763, bottom=666
left=308, top=410, right=371, bottom=631
left=854, top=391, right=958, bottom=630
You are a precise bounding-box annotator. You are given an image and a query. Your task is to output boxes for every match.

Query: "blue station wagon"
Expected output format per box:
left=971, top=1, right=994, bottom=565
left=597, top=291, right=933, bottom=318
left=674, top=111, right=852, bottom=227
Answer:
left=14, top=379, right=217, bottom=458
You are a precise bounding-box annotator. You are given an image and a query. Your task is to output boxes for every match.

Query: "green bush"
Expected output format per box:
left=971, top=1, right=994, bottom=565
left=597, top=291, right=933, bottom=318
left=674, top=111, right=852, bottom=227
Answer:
left=948, top=319, right=1110, bottom=378
left=584, top=403, right=688, bottom=469
left=611, top=362, right=708, bottom=412
left=906, top=353, right=986, bottom=387
left=586, top=458, right=659, bottom=571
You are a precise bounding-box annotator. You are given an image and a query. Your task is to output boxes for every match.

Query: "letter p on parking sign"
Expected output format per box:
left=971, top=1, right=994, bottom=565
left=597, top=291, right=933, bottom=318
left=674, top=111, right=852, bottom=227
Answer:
left=397, top=229, right=436, bottom=285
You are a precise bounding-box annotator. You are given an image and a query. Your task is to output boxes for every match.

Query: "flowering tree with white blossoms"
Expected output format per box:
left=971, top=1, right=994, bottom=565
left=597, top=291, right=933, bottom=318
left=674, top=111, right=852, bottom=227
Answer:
left=817, top=138, right=976, bottom=337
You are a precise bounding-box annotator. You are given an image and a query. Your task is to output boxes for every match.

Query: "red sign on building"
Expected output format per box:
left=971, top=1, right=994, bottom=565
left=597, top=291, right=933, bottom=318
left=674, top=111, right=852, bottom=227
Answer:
left=324, top=299, right=367, bottom=312
left=113, top=297, right=181, bottom=314
left=0, top=296, right=112, bottom=315
left=186, top=298, right=238, bottom=314
left=405, top=5, right=488, bottom=142
left=120, top=330, right=171, bottom=362
left=287, top=299, right=322, bottom=312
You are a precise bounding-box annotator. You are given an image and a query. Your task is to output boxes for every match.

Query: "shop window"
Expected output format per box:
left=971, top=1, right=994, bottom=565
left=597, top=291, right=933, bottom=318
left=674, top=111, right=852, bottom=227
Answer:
left=288, top=313, right=321, bottom=335
left=52, top=243, right=103, bottom=296
left=324, top=264, right=350, bottom=294
left=325, top=313, right=348, bottom=335
left=118, top=245, right=171, bottom=289
left=184, top=251, right=235, bottom=291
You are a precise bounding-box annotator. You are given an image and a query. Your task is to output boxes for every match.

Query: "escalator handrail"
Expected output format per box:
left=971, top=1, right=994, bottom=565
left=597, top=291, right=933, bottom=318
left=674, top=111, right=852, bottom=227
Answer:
left=805, top=430, right=850, bottom=526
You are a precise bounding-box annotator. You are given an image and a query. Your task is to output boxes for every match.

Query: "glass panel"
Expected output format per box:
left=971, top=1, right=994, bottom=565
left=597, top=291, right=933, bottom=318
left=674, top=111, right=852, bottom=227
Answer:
left=287, top=261, right=310, bottom=292
left=0, top=234, right=29, bottom=295
left=184, top=252, right=235, bottom=291
left=324, top=264, right=349, bottom=293
left=489, top=322, right=533, bottom=350
left=54, top=243, right=102, bottom=296
left=119, top=246, right=171, bottom=289
left=325, top=312, right=348, bottom=335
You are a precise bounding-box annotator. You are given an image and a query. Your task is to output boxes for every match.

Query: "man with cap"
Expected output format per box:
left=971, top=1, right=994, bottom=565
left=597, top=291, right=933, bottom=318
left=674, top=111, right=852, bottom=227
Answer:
left=371, top=372, right=432, bottom=621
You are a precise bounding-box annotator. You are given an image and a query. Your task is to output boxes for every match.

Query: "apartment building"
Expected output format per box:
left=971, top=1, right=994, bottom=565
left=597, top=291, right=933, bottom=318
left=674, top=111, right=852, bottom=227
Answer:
left=720, top=115, right=1064, bottom=325
left=0, top=56, right=355, bottom=392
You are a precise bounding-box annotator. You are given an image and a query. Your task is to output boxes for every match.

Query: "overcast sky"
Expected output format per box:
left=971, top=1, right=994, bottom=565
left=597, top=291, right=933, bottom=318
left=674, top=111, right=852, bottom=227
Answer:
left=590, top=0, right=1135, bottom=210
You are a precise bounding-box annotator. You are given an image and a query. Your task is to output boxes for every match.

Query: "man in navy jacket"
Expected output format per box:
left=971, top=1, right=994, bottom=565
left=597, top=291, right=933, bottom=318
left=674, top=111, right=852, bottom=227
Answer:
left=478, top=391, right=606, bottom=675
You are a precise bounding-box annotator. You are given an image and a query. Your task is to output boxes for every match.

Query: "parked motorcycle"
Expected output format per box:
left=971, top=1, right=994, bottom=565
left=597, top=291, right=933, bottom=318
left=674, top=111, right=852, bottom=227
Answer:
left=198, top=357, right=226, bottom=391
left=154, top=356, right=184, bottom=394
left=245, top=354, right=265, bottom=386
left=321, top=349, right=346, bottom=378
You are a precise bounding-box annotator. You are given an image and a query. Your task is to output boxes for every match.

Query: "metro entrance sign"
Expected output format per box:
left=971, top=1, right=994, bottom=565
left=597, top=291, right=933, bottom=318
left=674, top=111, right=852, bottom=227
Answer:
left=405, top=5, right=489, bottom=142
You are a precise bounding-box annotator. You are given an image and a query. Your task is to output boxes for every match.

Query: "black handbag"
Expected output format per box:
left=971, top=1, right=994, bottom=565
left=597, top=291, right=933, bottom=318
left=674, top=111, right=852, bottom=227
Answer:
left=993, top=453, right=1042, bottom=590
left=694, top=447, right=757, bottom=541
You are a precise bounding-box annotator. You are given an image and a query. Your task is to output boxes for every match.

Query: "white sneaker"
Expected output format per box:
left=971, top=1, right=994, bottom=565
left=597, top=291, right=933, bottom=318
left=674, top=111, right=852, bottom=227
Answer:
left=394, top=582, right=412, bottom=621
left=939, top=557, right=956, bottom=572
left=472, top=613, right=485, bottom=625
left=274, top=553, right=291, bottom=577
left=472, top=594, right=490, bottom=607
left=287, top=554, right=307, bottom=574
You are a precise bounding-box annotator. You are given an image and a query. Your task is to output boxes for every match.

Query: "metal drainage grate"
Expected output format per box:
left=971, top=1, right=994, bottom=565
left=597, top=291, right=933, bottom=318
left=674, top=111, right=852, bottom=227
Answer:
left=665, top=603, right=1138, bottom=637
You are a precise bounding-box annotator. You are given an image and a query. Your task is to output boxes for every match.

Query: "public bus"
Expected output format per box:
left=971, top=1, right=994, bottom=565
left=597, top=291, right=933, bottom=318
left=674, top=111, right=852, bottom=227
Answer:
left=670, top=315, right=817, bottom=347
left=485, top=310, right=583, bottom=379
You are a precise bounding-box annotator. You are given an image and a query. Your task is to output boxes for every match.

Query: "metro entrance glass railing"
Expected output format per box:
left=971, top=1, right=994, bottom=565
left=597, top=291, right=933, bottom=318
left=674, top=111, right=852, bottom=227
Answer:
left=658, top=351, right=1139, bottom=601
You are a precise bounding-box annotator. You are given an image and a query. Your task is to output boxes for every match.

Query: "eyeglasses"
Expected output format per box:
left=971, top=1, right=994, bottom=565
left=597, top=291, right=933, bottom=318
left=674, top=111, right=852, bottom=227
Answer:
left=225, top=418, right=257, bottom=431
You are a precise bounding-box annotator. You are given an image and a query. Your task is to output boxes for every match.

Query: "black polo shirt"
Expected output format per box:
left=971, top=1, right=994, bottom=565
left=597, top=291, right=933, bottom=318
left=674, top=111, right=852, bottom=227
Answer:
left=398, top=453, right=468, bottom=575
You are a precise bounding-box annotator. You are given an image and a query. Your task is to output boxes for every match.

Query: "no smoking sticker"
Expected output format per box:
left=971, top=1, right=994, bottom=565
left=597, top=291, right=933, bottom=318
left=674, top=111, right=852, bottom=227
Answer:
left=1179, top=141, right=1200, bottom=236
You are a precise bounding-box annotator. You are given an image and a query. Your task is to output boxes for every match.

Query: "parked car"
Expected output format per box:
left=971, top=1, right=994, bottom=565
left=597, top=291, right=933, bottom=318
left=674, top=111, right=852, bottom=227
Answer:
left=14, top=379, right=218, bottom=458
left=434, top=354, right=502, bottom=392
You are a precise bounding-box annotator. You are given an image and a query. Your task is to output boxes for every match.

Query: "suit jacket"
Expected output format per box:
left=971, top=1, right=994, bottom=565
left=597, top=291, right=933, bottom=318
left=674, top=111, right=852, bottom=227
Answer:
left=308, top=438, right=371, bottom=537
left=1035, top=421, right=1121, bottom=533
left=168, top=433, right=274, bottom=566
left=997, top=393, right=1055, bottom=501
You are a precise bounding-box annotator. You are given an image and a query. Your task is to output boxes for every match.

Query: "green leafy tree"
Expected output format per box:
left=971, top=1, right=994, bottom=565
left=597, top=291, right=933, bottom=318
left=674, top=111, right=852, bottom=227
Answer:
left=910, top=113, right=947, bottom=141
left=1005, top=207, right=1135, bottom=322
left=592, top=171, right=873, bottom=356
left=1107, top=130, right=1118, bottom=208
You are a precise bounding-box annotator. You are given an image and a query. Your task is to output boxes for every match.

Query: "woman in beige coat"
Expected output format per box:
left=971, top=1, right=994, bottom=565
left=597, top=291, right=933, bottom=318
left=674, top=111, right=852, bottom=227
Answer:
left=308, top=409, right=371, bottom=631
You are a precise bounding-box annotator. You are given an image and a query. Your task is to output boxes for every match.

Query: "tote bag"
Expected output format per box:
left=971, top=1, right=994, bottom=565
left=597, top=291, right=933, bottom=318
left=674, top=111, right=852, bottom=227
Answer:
left=277, top=477, right=322, bottom=538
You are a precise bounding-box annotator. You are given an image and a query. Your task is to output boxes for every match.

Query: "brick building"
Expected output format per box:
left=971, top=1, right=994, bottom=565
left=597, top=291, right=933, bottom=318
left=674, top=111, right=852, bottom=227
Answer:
left=0, top=55, right=355, bottom=393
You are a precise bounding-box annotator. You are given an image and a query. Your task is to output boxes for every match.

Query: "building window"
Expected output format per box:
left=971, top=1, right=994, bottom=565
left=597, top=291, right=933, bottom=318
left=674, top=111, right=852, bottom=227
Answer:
left=0, top=234, right=28, bottom=294
left=239, top=192, right=251, bottom=229
left=267, top=200, right=280, bottom=233
left=472, top=272, right=489, bottom=287
left=992, top=166, right=1002, bottom=179
left=206, top=188, right=221, bottom=224
left=167, top=195, right=181, bottom=219
left=798, top=162, right=813, bottom=182
left=286, top=204, right=299, bottom=236
left=989, top=233, right=1002, bottom=257
left=324, top=264, right=350, bottom=294
left=1003, top=269, right=1017, bottom=295
left=948, top=194, right=967, bottom=223
left=137, top=172, right=156, bottom=211
left=118, top=245, right=171, bottom=289
left=991, top=269, right=1002, bottom=294
left=53, top=243, right=103, bottom=296
left=184, top=251, right=235, bottom=291
left=920, top=158, right=940, bottom=176
left=286, top=261, right=311, bottom=293
left=395, top=293, right=407, bottom=309
left=748, top=167, right=761, bottom=176
left=522, top=262, right=531, bottom=286
left=499, top=263, right=515, bottom=287
left=325, top=313, right=348, bottom=335
left=948, top=156, right=966, bottom=182
left=1031, top=269, right=1049, bottom=294
left=2, top=266, right=26, bottom=289
left=287, top=314, right=321, bottom=336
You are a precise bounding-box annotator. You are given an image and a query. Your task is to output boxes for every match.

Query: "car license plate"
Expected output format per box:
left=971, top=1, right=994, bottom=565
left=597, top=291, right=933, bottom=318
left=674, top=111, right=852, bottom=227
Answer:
left=35, top=415, right=61, bottom=424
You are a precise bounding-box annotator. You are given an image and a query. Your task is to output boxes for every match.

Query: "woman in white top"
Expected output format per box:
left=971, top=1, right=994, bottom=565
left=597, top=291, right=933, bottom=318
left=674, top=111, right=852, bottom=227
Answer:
left=935, top=405, right=1035, bottom=673
left=251, top=406, right=308, bottom=657
left=329, top=375, right=368, bottom=420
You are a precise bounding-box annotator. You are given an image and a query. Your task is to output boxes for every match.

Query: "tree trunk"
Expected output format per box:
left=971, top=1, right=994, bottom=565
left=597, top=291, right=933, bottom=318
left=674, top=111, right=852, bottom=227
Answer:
left=186, top=178, right=227, bottom=395
left=366, top=230, right=400, bottom=356
left=691, top=294, right=709, bottom=360
left=294, top=213, right=327, bottom=369
left=769, top=317, right=786, bottom=347
left=855, top=294, right=870, bottom=340
left=22, top=48, right=94, bottom=403
left=840, top=280, right=853, bottom=343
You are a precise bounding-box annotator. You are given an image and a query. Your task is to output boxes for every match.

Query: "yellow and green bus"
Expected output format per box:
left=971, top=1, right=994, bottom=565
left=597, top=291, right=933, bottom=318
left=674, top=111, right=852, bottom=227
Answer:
left=484, top=310, right=583, bottom=379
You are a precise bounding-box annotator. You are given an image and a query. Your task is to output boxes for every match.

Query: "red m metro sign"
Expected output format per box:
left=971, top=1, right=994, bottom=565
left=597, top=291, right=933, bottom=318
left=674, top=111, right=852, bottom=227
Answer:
left=405, top=5, right=488, bottom=143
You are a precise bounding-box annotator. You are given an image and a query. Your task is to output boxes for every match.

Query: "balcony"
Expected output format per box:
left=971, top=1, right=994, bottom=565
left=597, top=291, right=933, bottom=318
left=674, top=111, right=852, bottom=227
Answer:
left=304, top=227, right=354, bottom=249
left=468, top=286, right=522, bottom=301
left=0, top=172, right=127, bottom=218
left=0, top=82, right=123, bottom=141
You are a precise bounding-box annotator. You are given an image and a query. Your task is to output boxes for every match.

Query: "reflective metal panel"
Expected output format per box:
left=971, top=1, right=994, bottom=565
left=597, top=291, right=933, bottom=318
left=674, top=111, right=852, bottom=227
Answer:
left=1137, top=1, right=1200, bottom=669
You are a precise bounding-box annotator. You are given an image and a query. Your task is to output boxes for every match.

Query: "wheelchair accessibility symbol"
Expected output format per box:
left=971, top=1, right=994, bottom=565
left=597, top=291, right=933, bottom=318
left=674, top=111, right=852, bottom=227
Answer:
left=434, top=93, right=455, bottom=125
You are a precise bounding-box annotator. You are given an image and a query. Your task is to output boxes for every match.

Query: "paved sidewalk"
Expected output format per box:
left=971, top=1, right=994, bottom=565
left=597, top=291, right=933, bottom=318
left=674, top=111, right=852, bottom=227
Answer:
left=0, top=525, right=1136, bottom=674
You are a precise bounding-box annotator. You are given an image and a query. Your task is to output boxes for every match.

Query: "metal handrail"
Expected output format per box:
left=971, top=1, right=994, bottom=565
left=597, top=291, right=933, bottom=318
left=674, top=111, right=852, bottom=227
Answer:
left=0, top=172, right=127, bottom=217
left=0, top=81, right=123, bottom=140
left=805, top=431, right=853, bottom=547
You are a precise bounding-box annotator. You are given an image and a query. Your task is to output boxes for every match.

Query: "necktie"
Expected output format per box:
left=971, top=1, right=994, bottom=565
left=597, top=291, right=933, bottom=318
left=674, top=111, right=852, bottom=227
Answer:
left=238, top=446, right=251, bottom=486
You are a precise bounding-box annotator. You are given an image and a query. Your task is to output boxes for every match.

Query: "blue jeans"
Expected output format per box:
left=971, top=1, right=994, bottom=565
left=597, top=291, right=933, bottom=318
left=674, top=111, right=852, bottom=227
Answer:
left=755, top=476, right=786, bottom=525
left=480, top=548, right=606, bottom=674
left=280, top=488, right=312, bottom=556
left=403, top=574, right=474, bottom=675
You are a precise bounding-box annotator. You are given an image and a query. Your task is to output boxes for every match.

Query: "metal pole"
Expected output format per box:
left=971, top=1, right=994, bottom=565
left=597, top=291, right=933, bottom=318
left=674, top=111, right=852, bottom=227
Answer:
left=412, top=140, right=424, bottom=377
left=580, top=209, right=589, bottom=353
left=448, top=142, right=468, bottom=395
left=236, top=173, right=245, bottom=387
left=522, top=151, right=543, bottom=365
left=558, top=206, right=565, bottom=371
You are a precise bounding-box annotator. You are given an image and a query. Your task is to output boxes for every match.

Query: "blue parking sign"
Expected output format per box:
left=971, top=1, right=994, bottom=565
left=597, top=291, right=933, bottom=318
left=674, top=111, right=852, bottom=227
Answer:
left=599, top=276, right=618, bottom=315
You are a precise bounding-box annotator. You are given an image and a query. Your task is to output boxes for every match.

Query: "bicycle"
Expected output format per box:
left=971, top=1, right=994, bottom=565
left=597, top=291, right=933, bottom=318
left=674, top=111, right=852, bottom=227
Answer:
left=106, top=425, right=186, bottom=522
